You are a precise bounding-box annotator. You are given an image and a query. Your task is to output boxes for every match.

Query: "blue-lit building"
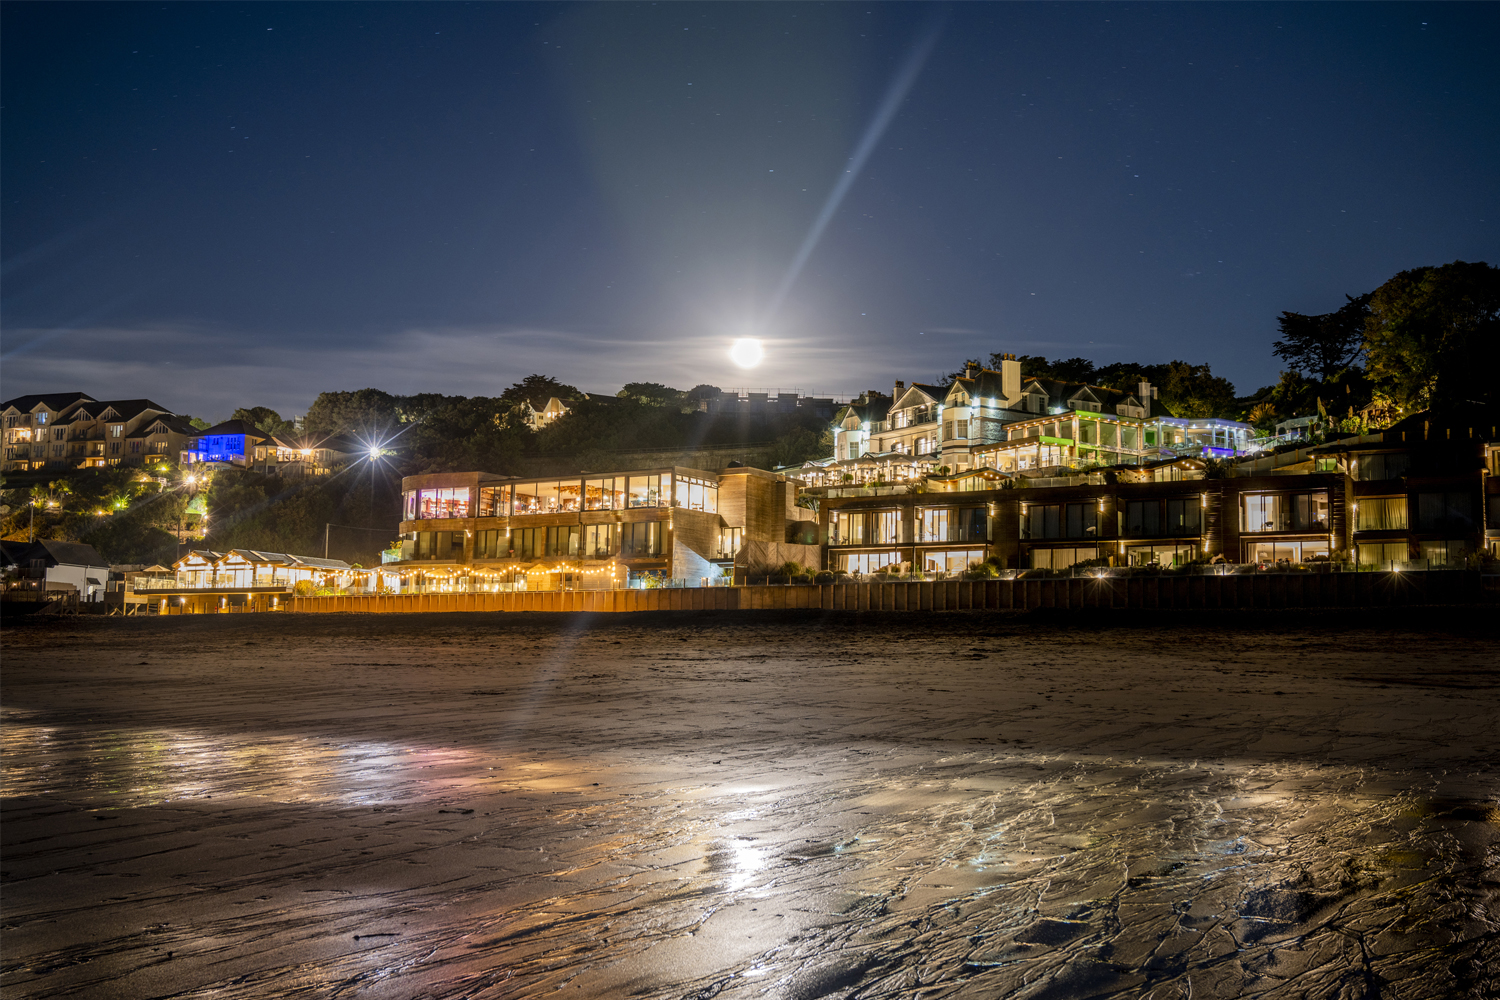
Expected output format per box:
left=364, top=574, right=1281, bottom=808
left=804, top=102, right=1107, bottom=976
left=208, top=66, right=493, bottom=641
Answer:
left=181, top=419, right=270, bottom=468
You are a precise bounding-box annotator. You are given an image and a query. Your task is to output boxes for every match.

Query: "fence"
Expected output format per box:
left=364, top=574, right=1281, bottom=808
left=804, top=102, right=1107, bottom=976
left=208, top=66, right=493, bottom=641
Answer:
left=283, top=570, right=1484, bottom=614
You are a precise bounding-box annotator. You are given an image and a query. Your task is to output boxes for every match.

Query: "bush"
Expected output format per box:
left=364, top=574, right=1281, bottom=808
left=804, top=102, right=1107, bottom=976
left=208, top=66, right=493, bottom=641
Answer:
left=813, top=571, right=836, bottom=584
left=293, top=580, right=317, bottom=597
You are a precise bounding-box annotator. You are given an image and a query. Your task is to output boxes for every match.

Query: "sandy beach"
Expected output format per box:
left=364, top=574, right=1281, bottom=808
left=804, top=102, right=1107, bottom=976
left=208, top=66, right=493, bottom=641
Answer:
left=3, top=608, right=1497, bottom=999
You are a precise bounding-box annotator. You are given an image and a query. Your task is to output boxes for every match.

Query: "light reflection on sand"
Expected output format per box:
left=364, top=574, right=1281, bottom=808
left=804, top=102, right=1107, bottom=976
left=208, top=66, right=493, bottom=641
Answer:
left=1, top=717, right=485, bottom=807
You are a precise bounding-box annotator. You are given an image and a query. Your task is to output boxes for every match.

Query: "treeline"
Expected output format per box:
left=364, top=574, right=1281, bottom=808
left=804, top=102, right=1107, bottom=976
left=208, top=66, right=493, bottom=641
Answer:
left=295, top=376, right=834, bottom=478
left=957, top=259, right=1497, bottom=429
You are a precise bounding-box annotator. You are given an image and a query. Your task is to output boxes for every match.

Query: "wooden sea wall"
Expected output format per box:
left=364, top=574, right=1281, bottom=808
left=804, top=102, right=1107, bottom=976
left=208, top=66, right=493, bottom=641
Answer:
left=287, top=571, right=1482, bottom=614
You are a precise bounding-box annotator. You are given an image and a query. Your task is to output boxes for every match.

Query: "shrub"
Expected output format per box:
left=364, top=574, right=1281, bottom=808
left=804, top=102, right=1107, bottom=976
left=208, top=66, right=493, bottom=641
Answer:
left=293, top=580, right=316, bottom=597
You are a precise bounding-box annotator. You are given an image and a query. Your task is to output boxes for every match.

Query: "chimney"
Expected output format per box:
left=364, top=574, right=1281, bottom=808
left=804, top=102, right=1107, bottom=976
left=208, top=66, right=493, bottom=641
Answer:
left=1000, top=355, right=1021, bottom=406
left=894, top=380, right=905, bottom=398
left=1138, top=380, right=1153, bottom=417
left=964, top=364, right=978, bottom=380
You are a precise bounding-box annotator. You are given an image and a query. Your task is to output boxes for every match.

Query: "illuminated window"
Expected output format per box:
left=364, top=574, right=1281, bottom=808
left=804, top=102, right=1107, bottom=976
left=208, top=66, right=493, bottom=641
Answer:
left=1355, top=497, right=1406, bottom=532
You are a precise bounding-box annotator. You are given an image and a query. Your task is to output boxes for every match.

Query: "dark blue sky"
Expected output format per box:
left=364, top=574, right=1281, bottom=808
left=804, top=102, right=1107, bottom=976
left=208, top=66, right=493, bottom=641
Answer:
left=3, top=2, right=1496, bottom=418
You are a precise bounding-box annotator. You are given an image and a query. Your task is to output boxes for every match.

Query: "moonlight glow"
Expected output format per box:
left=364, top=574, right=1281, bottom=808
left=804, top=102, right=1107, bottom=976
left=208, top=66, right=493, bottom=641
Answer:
left=729, top=338, right=764, bottom=369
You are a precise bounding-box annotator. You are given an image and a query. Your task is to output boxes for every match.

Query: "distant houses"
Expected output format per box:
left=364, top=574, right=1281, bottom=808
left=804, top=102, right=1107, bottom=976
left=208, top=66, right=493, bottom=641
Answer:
left=179, top=419, right=360, bottom=476
left=2, top=393, right=353, bottom=477
left=1, top=393, right=192, bottom=472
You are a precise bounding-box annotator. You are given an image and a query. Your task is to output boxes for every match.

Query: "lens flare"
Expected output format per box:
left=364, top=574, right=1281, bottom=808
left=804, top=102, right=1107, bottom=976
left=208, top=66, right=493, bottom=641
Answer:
left=729, top=338, right=764, bottom=369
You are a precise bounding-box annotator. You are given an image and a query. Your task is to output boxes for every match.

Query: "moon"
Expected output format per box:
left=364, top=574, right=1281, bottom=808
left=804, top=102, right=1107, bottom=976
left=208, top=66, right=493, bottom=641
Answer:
left=729, top=338, right=764, bottom=369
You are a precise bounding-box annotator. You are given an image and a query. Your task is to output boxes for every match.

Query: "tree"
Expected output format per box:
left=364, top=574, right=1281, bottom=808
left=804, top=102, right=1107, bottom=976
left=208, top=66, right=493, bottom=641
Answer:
left=990, top=354, right=1054, bottom=378
left=1155, top=361, right=1238, bottom=418
left=1364, top=260, right=1500, bottom=412
left=943, top=359, right=984, bottom=382
left=1273, top=293, right=1371, bottom=382
left=188, top=417, right=212, bottom=431
left=499, top=375, right=582, bottom=409
left=616, top=382, right=682, bottom=407
left=231, top=407, right=297, bottom=437
left=303, top=389, right=399, bottom=435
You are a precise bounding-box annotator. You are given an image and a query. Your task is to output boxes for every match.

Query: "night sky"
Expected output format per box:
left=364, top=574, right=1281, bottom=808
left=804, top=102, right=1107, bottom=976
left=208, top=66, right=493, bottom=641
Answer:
left=3, top=2, right=1496, bottom=418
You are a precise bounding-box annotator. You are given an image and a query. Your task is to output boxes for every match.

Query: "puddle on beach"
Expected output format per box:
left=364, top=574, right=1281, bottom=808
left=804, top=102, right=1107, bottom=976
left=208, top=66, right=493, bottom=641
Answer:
left=3, top=718, right=1496, bottom=999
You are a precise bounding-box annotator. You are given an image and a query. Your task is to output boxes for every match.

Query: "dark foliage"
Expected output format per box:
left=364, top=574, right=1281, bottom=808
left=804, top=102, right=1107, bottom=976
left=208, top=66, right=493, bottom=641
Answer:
left=1273, top=294, right=1372, bottom=382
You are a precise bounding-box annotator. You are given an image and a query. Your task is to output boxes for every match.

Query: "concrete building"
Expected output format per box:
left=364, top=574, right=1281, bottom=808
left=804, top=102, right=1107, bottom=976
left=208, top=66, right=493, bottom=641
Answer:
left=392, top=465, right=817, bottom=588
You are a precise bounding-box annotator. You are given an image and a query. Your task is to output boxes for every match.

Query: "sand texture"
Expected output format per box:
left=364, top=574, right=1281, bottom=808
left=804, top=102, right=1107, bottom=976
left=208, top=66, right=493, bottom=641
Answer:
left=2, top=608, right=1497, bottom=999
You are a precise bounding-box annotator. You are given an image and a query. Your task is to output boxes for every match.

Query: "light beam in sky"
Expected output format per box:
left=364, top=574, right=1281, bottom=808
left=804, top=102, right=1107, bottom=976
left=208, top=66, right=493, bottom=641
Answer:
left=762, top=15, right=945, bottom=327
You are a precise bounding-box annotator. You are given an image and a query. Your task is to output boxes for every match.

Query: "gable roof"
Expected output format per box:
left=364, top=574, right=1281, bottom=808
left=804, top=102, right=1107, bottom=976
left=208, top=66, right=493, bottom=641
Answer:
left=268, top=433, right=361, bottom=454
left=144, top=415, right=195, bottom=435
left=92, top=399, right=174, bottom=422
left=0, top=392, right=95, bottom=415
left=0, top=539, right=109, bottom=569
left=193, top=419, right=271, bottom=440
left=833, top=392, right=892, bottom=426
left=892, top=383, right=945, bottom=410
left=944, top=369, right=1012, bottom=404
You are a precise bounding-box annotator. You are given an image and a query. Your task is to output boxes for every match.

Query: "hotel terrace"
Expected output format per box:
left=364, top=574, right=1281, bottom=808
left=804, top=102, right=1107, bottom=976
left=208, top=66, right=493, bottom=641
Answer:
left=392, top=465, right=817, bottom=590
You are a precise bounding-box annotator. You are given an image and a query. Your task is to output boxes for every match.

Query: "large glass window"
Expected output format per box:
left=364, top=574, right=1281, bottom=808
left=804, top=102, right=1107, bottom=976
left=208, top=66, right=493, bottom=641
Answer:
left=1358, top=541, right=1408, bottom=566
left=923, top=549, right=985, bottom=574
left=478, top=485, right=511, bottom=516
left=1416, top=492, right=1473, bottom=533
left=834, top=512, right=866, bottom=545
left=620, top=521, right=662, bottom=556
left=838, top=551, right=900, bottom=574
left=918, top=508, right=950, bottom=542
left=1030, top=546, right=1101, bottom=570
left=514, top=528, right=542, bottom=558
left=672, top=475, right=718, bottom=512
left=1123, top=541, right=1199, bottom=567
left=874, top=511, right=901, bottom=544
left=1356, top=497, right=1407, bottom=532
left=475, top=529, right=506, bottom=558
left=1419, top=540, right=1469, bottom=565
left=626, top=474, right=666, bottom=508
left=1247, top=540, right=1330, bottom=563
left=1027, top=503, right=1098, bottom=540
left=583, top=524, right=614, bottom=558
left=412, top=530, right=463, bottom=560
left=1353, top=453, right=1410, bottom=481
left=415, top=487, right=471, bottom=519
left=1240, top=492, right=1328, bottom=533
left=1123, top=498, right=1201, bottom=537
left=545, top=526, right=581, bottom=557
left=584, top=477, right=627, bottom=511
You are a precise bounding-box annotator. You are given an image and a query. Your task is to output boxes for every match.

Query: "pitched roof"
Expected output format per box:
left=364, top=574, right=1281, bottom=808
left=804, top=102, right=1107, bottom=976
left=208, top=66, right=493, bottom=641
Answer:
left=0, top=539, right=109, bottom=568
left=0, top=392, right=95, bottom=414
left=92, top=399, right=174, bottom=422
left=144, top=415, right=195, bottom=435
left=193, top=419, right=271, bottom=440
left=268, top=433, right=361, bottom=454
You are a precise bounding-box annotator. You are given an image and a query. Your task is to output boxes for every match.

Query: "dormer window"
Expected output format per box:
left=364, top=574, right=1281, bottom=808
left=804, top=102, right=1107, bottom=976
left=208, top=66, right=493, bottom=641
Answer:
left=37, top=412, right=48, bottom=425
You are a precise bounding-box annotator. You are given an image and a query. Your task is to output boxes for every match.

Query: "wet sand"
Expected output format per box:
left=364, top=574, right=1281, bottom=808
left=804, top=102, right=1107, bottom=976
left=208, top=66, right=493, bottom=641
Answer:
left=2, top=608, right=1497, bottom=999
